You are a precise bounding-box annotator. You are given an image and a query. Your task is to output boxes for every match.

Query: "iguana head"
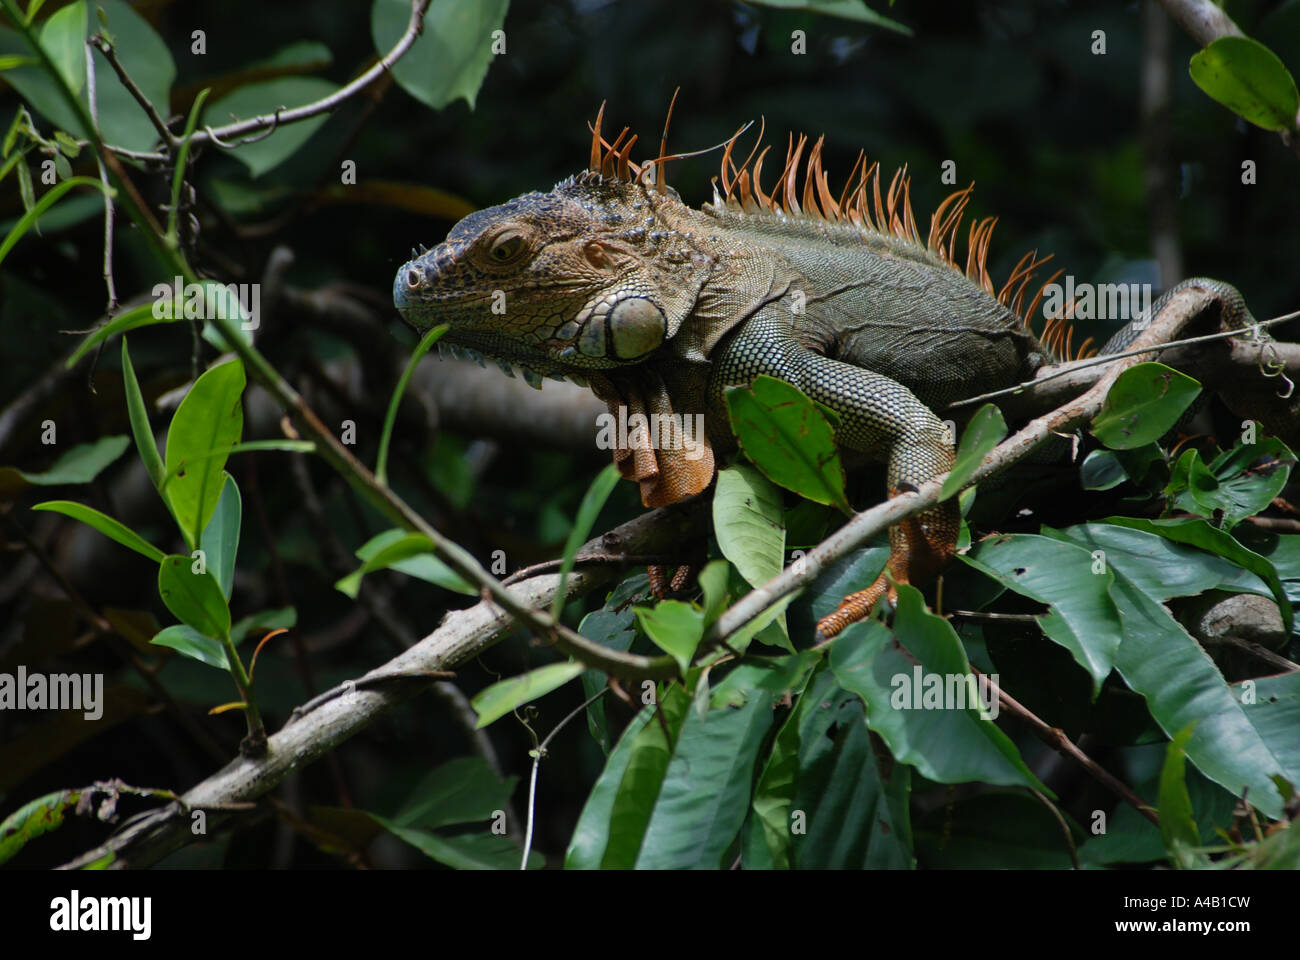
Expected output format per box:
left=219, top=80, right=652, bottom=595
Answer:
left=393, top=171, right=712, bottom=379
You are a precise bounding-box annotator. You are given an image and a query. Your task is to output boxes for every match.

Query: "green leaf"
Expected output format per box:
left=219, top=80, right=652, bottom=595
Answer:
left=200, top=474, right=241, bottom=601
left=370, top=816, right=542, bottom=869
left=552, top=463, right=621, bottom=620
left=1168, top=437, right=1296, bottom=530
left=162, top=359, right=245, bottom=549
left=1079, top=448, right=1129, bottom=491
left=335, top=529, right=474, bottom=598
left=576, top=607, right=636, bottom=754
left=206, top=77, right=338, bottom=177
left=370, top=0, right=510, bottom=110
left=963, top=533, right=1125, bottom=697
left=470, top=660, right=585, bottom=729
left=748, top=664, right=826, bottom=869
left=150, top=624, right=228, bottom=669
left=789, top=687, right=914, bottom=868
left=0, top=175, right=103, bottom=266
left=1091, top=362, right=1201, bottom=449
left=830, top=585, right=1048, bottom=792
left=598, top=683, right=691, bottom=868
left=566, top=705, right=658, bottom=868
left=940, top=403, right=1006, bottom=499
left=38, top=0, right=86, bottom=95
left=725, top=375, right=851, bottom=512
left=389, top=756, right=517, bottom=829
left=0, top=788, right=82, bottom=865
left=633, top=688, right=776, bottom=868
left=697, top=558, right=731, bottom=629
left=1046, top=524, right=1289, bottom=819
left=31, top=500, right=164, bottom=563
left=713, top=464, right=790, bottom=648
left=157, top=554, right=231, bottom=640
left=1159, top=725, right=1203, bottom=869
left=635, top=600, right=703, bottom=676
left=1189, top=36, right=1300, bottom=132
left=229, top=606, right=296, bottom=647
left=0, top=1, right=175, bottom=152
left=121, top=338, right=165, bottom=490
left=8, top=434, right=128, bottom=485
left=376, top=323, right=446, bottom=484
left=1103, top=516, right=1291, bottom=633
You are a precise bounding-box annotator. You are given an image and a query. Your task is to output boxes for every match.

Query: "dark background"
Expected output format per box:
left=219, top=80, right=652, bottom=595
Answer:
left=1, top=0, right=1298, bottom=868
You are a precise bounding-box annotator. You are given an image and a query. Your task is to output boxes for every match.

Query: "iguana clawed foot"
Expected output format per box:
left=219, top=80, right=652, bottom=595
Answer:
left=815, top=498, right=959, bottom=642
left=648, top=562, right=698, bottom=598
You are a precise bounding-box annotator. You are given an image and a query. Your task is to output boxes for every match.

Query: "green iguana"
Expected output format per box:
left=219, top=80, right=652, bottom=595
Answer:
left=392, top=105, right=1257, bottom=639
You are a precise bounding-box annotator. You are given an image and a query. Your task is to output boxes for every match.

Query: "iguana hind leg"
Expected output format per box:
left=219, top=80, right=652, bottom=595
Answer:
left=715, top=316, right=960, bottom=640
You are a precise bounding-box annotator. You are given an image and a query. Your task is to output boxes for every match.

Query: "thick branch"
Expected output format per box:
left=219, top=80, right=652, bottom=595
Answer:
left=57, top=500, right=703, bottom=870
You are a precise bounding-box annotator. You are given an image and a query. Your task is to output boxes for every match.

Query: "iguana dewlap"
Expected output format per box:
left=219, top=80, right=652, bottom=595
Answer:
left=391, top=108, right=1242, bottom=639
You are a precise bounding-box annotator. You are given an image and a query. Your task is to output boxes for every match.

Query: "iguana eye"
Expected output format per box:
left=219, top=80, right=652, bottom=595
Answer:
left=487, top=232, right=526, bottom=264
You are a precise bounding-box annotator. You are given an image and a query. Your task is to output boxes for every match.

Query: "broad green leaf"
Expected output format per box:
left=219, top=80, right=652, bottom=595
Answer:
left=1079, top=448, right=1129, bottom=491
left=121, top=338, right=165, bottom=490
left=713, top=464, right=790, bottom=647
left=552, top=462, right=620, bottom=620
left=163, top=359, right=245, bottom=549
left=635, top=599, right=703, bottom=676
left=1047, top=524, right=1289, bottom=818
left=790, top=689, right=914, bottom=868
left=940, top=403, right=1006, bottom=499
left=599, top=683, right=690, bottom=868
left=335, top=529, right=474, bottom=597
left=830, top=586, right=1047, bottom=791
left=1190, top=36, right=1300, bottom=132
left=150, top=624, right=228, bottom=669
left=1160, top=726, right=1203, bottom=869
left=1103, top=516, right=1291, bottom=632
left=470, top=660, right=585, bottom=729
left=370, top=816, right=542, bottom=869
left=371, top=0, right=510, bottom=110
left=1091, top=362, right=1200, bottom=449
left=634, top=690, right=776, bottom=868
left=31, top=500, right=164, bottom=563
left=200, top=474, right=241, bottom=601
left=390, top=756, right=518, bottom=829
left=566, top=705, right=657, bottom=868
left=1238, top=673, right=1300, bottom=789
left=206, top=77, right=338, bottom=177
left=1169, top=438, right=1296, bottom=530
left=725, top=375, right=851, bottom=512
left=7, top=435, right=127, bottom=485
left=963, top=533, right=1125, bottom=697
left=38, top=0, right=86, bottom=94
left=157, top=554, right=231, bottom=640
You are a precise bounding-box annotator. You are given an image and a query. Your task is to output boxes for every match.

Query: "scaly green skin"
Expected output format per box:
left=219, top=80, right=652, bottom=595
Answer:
left=392, top=168, right=1253, bottom=637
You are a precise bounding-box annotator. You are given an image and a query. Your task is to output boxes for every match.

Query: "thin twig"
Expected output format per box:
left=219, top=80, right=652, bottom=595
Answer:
left=89, top=33, right=176, bottom=149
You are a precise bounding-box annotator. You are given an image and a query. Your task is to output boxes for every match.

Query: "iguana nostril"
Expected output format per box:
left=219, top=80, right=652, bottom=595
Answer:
left=406, top=267, right=422, bottom=288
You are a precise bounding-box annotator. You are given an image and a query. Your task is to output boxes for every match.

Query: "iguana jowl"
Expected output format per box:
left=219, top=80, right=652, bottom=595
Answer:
left=392, top=107, right=1252, bottom=639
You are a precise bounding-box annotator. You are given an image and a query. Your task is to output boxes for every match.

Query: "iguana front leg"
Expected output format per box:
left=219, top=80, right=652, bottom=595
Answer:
left=713, top=312, right=960, bottom=639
